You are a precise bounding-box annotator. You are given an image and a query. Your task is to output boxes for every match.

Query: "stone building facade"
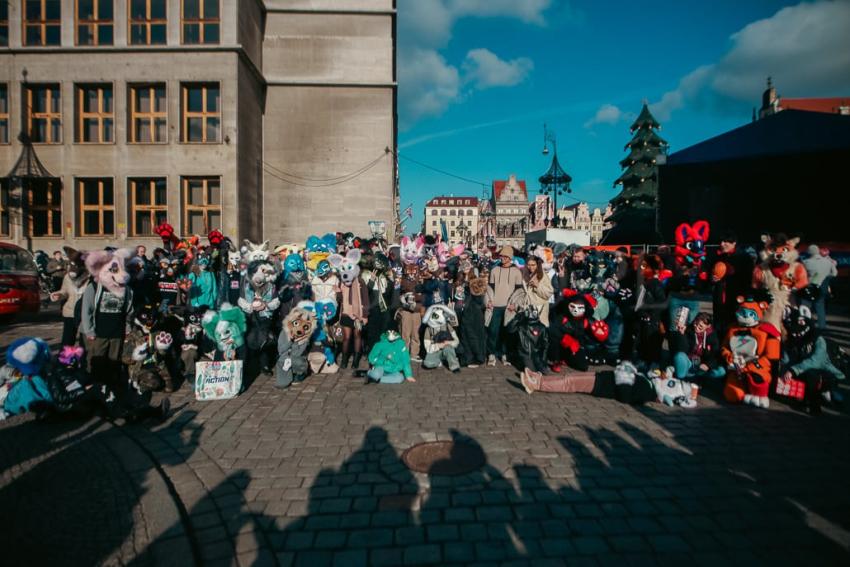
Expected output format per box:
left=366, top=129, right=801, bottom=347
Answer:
left=554, top=202, right=612, bottom=245
left=0, top=0, right=397, bottom=250
left=492, top=174, right=529, bottom=251
left=423, top=196, right=479, bottom=248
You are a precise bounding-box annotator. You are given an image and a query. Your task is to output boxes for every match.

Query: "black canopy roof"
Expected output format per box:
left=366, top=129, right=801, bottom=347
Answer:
left=667, top=110, right=850, bottom=166
left=538, top=152, right=572, bottom=186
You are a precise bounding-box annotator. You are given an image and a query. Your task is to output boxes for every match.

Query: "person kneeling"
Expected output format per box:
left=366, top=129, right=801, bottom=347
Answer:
left=422, top=305, right=461, bottom=373
left=276, top=303, right=317, bottom=388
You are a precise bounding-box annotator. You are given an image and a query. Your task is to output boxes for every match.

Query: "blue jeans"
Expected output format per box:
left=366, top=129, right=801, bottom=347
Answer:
left=423, top=347, right=460, bottom=371
left=368, top=366, right=406, bottom=384
left=672, top=352, right=725, bottom=380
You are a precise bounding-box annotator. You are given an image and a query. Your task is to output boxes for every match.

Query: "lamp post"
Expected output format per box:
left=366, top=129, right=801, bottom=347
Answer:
left=538, top=124, right=572, bottom=229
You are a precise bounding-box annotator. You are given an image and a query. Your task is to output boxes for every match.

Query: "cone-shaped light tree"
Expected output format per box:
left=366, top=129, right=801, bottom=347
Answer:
left=603, top=103, right=668, bottom=243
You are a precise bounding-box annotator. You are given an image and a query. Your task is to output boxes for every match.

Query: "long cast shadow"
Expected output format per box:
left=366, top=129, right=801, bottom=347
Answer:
left=0, top=411, right=203, bottom=567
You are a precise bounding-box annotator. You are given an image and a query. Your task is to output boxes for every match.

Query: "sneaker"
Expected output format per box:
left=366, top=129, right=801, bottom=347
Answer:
left=520, top=369, right=538, bottom=394
left=467, top=364, right=480, bottom=369
left=451, top=368, right=461, bottom=374
left=411, top=357, right=423, bottom=363
left=487, top=355, right=497, bottom=367
left=501, top=355, right=511, bottom=367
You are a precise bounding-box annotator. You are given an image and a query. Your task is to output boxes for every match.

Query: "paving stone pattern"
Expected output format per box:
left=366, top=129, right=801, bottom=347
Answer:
left=2, top=309, right=850, bottom=565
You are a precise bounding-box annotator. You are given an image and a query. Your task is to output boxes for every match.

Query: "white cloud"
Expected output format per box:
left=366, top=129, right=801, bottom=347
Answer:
left=583, top=103, right=626, bottom=128
left=651, top=1, right=850, bottom=121
left=462, top=48, right=534, bottom=89
left=398, top=49, right=461, bottom=127
left=397, top=0, right=564, bottom=129
left=448, top=0, right=555, bottom=25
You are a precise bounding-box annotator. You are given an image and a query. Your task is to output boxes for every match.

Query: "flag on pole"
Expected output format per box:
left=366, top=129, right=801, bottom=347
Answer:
left=402, top=205, right=413, bottom=219
left=440, top=219, right=448, bottom=242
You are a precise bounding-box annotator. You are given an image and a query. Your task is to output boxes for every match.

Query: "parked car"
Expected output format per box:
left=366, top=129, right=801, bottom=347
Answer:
left=0, top=243, right=41, bottom=318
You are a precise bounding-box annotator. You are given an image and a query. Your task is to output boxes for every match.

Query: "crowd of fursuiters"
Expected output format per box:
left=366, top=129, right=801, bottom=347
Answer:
left=1, top=219, right=846, bottom=421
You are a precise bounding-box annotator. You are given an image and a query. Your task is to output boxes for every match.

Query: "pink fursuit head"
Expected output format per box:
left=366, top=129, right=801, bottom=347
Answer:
left=58, top=345, right=85, bottom=366
left=85, top=249, right=133, bottom=296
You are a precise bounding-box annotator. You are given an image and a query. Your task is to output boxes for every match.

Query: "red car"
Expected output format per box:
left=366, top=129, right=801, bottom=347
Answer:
left=0, top=243, right=41, bottom=317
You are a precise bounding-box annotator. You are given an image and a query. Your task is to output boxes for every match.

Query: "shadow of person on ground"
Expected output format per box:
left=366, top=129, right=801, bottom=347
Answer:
left=270, top=426, right=420, bottom=565
left=0, top=410, right=204, bottom=567
left=557, top=411, right=850, bottom=563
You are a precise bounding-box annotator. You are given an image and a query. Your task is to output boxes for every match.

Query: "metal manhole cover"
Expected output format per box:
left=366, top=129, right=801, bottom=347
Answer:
left=402, top=441, right=486, bottom=476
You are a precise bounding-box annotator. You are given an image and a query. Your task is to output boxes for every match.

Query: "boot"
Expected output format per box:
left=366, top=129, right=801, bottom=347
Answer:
left=340, top=354, right=350, bottom=369
left=352, top=353, right=362, bottom=370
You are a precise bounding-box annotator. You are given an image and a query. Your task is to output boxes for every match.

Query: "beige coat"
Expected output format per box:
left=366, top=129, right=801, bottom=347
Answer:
left=524, top=273, right=554, bottom=326
left=53, top=274, right=89, bottom=318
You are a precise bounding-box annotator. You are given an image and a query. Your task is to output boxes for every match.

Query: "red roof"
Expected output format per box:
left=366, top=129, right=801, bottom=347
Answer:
left=426, top=196, right=480, bottom=207
left=492, top=179, right=528, bottom=201
left=779, top=97, right=850, bottom=114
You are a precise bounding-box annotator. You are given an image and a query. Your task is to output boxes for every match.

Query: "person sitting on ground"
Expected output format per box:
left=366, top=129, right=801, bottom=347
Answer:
left=422, top=304, right=461, bottom=373
left=359, top=330, right=416, bottom=384
left=668, top=312, right=724, bottom=382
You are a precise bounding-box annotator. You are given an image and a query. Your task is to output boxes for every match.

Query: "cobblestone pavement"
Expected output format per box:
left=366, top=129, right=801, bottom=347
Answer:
left=2, top=307, right=850, bottom=566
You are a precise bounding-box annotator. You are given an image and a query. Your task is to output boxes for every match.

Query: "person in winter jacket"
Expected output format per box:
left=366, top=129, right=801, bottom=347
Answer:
left=360, top=330, right=415, bottom=384
left=802, top=244, right=838, bottom=331
left=709, top=231, right=754, bottom=336
left=487, top=246, right=524, bottom=366
left=50, top=247, right=90, bottom=346
left=781, top=305, right=845, bottom=414
left=668, top=312, right=724, bottom=381
left=523, top=255, right=554, bottom=327
left=46, top=250, right=68, bottom=292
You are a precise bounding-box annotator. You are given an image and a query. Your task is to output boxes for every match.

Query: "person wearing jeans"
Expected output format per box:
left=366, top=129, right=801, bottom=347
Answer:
left=802, top=245, right=838, bottom=331
left=363, top=330, right=416, bottom=384
left=669, top=312, right=724, bottom=382
left=487, top=246, right=523, bottom=366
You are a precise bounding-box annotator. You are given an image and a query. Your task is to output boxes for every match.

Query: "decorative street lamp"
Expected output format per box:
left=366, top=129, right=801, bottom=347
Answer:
left=538, top=124, right=572, bottom=229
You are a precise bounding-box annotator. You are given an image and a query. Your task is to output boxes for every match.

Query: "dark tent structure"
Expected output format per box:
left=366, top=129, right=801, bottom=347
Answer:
left=658, top=110, right=850, bottom=244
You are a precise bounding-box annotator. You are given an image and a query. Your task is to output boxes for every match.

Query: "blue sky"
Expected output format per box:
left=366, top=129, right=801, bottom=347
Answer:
left=396, top=0, right=850, bottom=232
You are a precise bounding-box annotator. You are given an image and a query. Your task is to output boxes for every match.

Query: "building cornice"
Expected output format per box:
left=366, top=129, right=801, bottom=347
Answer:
left=265, top=80, right=397, bottom=88
left=263, top=8, right=396, bottom=16
left=0, top=45, right=268, bottom=89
